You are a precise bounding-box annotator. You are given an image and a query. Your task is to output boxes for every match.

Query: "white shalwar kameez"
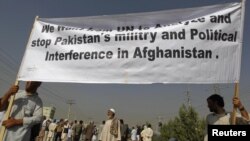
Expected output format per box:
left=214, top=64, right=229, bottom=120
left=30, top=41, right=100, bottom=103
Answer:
left=99, top=119, right=121, bottom=141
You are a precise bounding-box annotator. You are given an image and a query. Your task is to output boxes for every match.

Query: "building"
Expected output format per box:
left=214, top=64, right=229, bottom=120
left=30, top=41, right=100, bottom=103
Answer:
left=43, top=106, right=56, bottom=119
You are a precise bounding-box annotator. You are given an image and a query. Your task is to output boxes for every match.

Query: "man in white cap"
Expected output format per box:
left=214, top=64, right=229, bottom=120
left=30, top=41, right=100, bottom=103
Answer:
left=99, top=108, right=121, bottom=141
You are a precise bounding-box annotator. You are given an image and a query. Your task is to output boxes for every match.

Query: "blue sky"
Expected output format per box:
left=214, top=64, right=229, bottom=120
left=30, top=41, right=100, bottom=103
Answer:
left=0, top=0, right=249, bottom=127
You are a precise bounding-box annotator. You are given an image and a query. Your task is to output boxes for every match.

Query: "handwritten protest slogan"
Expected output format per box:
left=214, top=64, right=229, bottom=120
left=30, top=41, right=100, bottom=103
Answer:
left=18, top=2, right=243, bottom=83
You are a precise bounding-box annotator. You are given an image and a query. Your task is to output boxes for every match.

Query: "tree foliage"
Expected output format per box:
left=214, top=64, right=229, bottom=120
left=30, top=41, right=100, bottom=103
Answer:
left=160, top=104, right=205, bottom=141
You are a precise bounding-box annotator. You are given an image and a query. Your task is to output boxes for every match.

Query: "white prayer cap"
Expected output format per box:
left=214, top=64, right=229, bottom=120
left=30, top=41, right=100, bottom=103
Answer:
left=109, top=108, right=116, bottom=113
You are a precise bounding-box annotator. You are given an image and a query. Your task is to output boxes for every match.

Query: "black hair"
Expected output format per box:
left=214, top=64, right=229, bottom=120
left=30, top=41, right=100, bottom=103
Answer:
left=207, top=94, right=224, bottom=107
left=147, top=124, right=152, bottom=128
left=120, top=119, right=124, bottom=124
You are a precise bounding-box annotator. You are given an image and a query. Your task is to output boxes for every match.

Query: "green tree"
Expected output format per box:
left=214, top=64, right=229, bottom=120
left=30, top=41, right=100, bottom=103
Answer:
left=160, top=104, right=205, bottom=141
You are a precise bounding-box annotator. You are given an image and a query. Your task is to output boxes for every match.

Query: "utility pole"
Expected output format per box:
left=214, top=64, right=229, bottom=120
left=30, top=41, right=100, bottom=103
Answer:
left=158, top=116, right=162, bottom=123
left=66, top=99, right=75, bottom=120
left=186, top=85, right=191, bottom=107
left=157, top=116, right=163, bottom=134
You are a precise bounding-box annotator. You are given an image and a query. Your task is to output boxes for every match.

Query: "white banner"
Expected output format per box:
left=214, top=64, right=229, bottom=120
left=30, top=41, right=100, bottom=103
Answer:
left=18, top=2, right=244, bottom=84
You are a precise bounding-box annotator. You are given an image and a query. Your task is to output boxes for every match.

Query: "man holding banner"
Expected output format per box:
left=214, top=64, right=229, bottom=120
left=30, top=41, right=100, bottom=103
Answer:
left=204, top=94, right=249, bottom=141
left=0, top=81, right=43, bottom=141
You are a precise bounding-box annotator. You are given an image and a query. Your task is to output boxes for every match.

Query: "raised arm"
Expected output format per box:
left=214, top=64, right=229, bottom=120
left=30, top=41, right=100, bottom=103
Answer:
left=0, top=85, right=19, bottom=111
left=233, top=97, right=249, bottom=121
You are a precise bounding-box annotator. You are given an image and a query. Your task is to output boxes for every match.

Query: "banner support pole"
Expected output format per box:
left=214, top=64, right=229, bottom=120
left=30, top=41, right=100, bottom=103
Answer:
left=231, top=83, right=239, bottom=125
left=231, top=0, right=246, bottom=125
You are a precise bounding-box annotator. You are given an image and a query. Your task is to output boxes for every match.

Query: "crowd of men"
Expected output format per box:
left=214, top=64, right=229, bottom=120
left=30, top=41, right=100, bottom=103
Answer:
left=35, top=110, right=154, bottom=141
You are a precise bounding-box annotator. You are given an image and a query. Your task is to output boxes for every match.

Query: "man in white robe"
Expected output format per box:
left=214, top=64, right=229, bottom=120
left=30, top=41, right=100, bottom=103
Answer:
left=99, top=108, right=121, bottom=141
left=140, top=125, right=147, bottom=141
left=144, top=124, right=153, bottom=141
left=47, top=119, right=57, bottom=141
